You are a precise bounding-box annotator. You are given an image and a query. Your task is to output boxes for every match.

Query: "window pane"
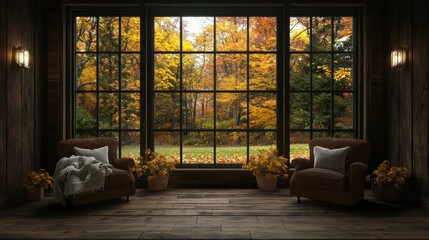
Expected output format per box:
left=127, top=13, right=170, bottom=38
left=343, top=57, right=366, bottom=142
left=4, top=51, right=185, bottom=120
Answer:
left=99, top=17, right=119, bottom=51
left=290, top=17, right=310, bottom=52
left=121, top=93, right=140, bottom=129
left=250, top=17, right=276, bottom=51
left=155, top=17, right=180, bottom=52
left=216, top=17, right=247, bottom=52
left=76, top=54, right=97, bottom=90
left=216, top=54, right=247, bottom=90
left=121, top=131, right=140, bottom=158
left=154, top=93, right=180, bottom=130
left=290, top=131, right=310, bottom=159
left=183, top=54, right=214, bottom=90
left=99, top=131, right=119, bottom=140
left=216, top=131, right=247, bottom=164
left=76, top=17, right=97, bottom=52
left=334, top=92, right=353, bottom=129
left=99, top=93, right=119, bottom=129
left=313, top=93, right=331, bottom=129
left=216, top=93, right=247, bottom=130
left=183, top=93, right=214, bottom=130
left=76, top=93, right=96, bottom=129
left=289, top=53, right=310, bottom=91
left=334, top=53, right=353, bottom=91
left=313, top=131, right=331, bottom=138
left=183, top=132, right=214, bottom=164
left=312, top=17, right=331, bottom=52
left=99, top=54, right=119, bottom=90
left=249, top=93, right=276, bottom=129
left=312, top=53, right=331, bottom=90
left=249, top=54, right=276, bottom=90
left=249, top=132, right=276, bottom=155
left=154, top=54, right=180, bottom=90
left=183, top=17, right=214, bottom=51
left=121, top=54, right=140, bottom=90
left=155, top=131, right=180, bottom=162
left=290, top=93, right=310, bottom=129
left=334, top=17, right=353, bottom=52
left=121, top=17, right=140, bottom=52
left=76, top=131, right=97, bottom=139
left=334, top=131, right=353, bottom=138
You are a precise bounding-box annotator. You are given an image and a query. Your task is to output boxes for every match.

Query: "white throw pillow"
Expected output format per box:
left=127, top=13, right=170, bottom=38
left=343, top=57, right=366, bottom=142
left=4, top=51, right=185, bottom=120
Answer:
left=313, top=146, right=350, bottom=173
left=73, top=146, right=109, bottom=165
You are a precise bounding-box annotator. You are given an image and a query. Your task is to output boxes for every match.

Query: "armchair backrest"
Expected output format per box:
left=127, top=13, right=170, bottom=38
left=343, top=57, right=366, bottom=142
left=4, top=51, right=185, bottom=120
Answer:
left=309, top=138, right=371, bottom=170
left=57, top=137, right=118, bottom=164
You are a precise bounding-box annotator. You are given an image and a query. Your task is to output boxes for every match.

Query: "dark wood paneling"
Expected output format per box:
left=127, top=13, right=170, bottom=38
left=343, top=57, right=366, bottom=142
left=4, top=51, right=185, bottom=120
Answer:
left=397, top=0, right=412, bottom=170
left=412, top=0, right=428, bottom=196
left=0, top=0, right=7, bottom=197
left=6, top=0, right=23, bottom=194
left=21, top=0, right=35, bottom=180
left=45, top=0, right=63, bottom=174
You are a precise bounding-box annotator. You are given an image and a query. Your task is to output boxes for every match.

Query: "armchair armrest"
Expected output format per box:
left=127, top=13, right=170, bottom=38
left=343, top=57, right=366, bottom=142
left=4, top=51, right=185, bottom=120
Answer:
left=112, top=157, right=136, bottom=196
left=291, top=158, right=314, bottom=171
left=112, top=157, right=134, bottom=170
left=347, top=162, right=368, bottom=197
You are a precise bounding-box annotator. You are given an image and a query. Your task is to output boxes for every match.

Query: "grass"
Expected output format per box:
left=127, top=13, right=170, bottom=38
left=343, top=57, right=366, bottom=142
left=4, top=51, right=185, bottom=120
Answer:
left=122, top=144, right=310, bottom=164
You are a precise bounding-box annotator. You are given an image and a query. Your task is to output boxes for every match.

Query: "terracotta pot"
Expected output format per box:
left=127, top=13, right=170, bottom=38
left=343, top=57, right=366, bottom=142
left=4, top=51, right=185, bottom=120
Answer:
left=256, top=175, right=277, bottom=191
left=27, top=186, right=44, bottom=201
left=148, top=175, right=169, bottom=192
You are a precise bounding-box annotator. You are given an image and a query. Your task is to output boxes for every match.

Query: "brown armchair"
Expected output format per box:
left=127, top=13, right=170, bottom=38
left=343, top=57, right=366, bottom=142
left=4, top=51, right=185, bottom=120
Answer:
left=57, top=138, right=136, bottom=205
left=290, top=138, right=371, bottom=206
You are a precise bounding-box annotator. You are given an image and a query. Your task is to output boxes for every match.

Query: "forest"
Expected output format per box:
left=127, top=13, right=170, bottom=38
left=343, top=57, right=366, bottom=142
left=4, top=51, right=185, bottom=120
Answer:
left=74, top=15, right=353, bottom=164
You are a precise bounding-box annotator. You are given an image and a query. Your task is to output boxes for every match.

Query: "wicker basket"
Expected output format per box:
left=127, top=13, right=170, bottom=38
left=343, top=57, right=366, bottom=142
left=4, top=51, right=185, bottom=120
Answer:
left=148, top=175, right=169, bottom=192
left=27, top=186, right=44, bottom=201
left=256, top=175, right=277, bottom=191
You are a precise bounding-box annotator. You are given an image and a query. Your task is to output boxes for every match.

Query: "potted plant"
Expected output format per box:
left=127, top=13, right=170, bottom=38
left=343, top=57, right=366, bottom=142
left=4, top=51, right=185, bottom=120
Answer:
left=242, top=146, right=289, bottom=191
left=22, top=169, right=54, bottom=201
left=366, top=160, right=411, bottom=202
left=133, top=149, right=176, bottom=191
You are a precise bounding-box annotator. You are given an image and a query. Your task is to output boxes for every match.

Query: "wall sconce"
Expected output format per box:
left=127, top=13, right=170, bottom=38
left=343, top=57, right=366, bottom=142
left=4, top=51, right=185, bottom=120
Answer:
left=391, top=47, right=406, bottom=70
left=14, top=47, right=30, bottom=69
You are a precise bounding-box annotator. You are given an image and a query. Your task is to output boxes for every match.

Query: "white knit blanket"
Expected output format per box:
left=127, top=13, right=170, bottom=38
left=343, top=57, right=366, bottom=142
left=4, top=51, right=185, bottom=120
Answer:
left=53, top=155, right=113, bottom=205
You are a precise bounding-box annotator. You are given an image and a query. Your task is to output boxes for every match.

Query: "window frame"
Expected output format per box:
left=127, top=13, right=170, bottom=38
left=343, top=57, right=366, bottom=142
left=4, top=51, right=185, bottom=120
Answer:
left=147, top=7, right=285, bottom=168
left=288, top=9, right=361, bottom=154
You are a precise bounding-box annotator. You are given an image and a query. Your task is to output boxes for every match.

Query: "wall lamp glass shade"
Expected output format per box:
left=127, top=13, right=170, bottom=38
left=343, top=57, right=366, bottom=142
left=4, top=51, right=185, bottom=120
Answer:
left=15, top=48, right=30, bottom=69
left=391, top=48, right=406, bottom=69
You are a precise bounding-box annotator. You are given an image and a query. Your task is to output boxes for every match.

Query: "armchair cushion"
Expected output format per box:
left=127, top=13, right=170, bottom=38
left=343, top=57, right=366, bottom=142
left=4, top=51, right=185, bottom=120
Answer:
left=313, top=146, right=350, bottom=173
left=294, top=168, right=347, bottom=192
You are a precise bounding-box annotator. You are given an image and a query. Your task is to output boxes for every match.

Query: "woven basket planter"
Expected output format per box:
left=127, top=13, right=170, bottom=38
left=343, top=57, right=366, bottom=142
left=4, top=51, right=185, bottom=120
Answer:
left=148, top=175, right=169, bottom=192
left=256, top=175, right=277, bottom=192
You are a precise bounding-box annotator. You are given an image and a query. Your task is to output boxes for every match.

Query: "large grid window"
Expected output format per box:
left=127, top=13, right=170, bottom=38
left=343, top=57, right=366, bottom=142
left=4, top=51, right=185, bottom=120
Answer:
left=153, top=16, right=278, bottom=165
left=289, top=16, right=355, bottom=159
left=74, top=16, right=142, bottom=158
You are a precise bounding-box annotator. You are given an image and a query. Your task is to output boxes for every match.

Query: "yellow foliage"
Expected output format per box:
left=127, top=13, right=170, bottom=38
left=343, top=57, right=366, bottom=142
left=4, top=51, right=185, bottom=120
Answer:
left=366, top=160, right=411, bottom=190
left=242, top=146, right=289, bottom=179
left=22, top=169, right=54, bottom=192
left=131, top=149, right=177, bottom=181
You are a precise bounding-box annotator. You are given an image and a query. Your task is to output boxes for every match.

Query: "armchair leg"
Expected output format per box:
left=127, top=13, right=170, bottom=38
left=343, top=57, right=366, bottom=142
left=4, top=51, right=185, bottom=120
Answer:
left=297, top=196, right=301, bottom=203
left=126, top=196, right=130, bottom=202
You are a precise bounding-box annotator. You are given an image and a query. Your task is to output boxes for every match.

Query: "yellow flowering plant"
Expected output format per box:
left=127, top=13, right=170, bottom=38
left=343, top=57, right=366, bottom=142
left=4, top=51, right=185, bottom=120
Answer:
left=242, top=147, right=289, bottom=179
left=22, top=169, right=54, bottom=192
left=132, top=149, right=176, bottom=180
left=366, top=160, right=411, bottom=190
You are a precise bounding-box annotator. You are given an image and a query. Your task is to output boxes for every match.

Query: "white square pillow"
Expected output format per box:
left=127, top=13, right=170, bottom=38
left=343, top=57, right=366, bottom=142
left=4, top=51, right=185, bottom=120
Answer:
left=313, top=146, right=350, bottom=173
left=73, top=146, right=109, bottom=165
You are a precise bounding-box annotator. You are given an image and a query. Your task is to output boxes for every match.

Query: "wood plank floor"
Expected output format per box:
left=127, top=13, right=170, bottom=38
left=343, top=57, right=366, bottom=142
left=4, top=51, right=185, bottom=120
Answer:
left=1, top=189, right=429, bottom=239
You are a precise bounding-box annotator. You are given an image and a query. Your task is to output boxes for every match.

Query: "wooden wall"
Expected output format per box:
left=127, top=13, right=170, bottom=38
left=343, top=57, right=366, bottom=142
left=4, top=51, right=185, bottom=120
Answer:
left=386, top=0, right=429, bottom=196
left=0, top=0, right=44, bottom=200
